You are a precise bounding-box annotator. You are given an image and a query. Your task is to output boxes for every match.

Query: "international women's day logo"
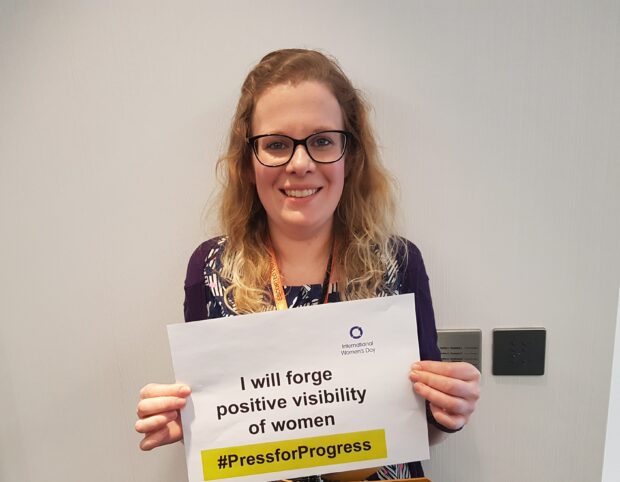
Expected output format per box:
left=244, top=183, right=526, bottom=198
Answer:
left=349, top=326, right=363, bottom=339
left=341, top=325, right=375, bottom=356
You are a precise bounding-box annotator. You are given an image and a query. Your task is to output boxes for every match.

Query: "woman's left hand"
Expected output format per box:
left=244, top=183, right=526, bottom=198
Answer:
left=409, top=360, right=480, bottom=431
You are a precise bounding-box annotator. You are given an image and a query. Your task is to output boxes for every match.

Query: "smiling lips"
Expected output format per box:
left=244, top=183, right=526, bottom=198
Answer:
left=282, top=187, right=321, bottom=198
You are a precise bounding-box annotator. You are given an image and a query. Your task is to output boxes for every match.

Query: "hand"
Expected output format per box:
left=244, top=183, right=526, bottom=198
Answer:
left=135, top=383, right=191, bottom=451
left=409, top=361, right=480, bottom=431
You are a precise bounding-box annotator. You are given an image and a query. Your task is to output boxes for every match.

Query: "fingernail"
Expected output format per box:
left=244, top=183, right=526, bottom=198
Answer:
left=412, top=363, right=422, bottom=371
left=179, top=385, right=191, bottom=396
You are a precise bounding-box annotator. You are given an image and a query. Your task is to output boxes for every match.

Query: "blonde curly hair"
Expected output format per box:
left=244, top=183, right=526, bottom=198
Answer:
left=216, top=48, right=401, bottom=313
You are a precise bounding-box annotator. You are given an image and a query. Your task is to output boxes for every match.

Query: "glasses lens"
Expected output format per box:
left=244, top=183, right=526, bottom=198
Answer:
left=255, top=135, right=293, bottom=166
left=307, top=131, right=346, bottom=162
left=253, top=131, right=347, bottom=166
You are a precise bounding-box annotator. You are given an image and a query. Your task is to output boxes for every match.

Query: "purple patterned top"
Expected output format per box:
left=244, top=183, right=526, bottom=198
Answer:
left=183, top=236, right=441, bottom=479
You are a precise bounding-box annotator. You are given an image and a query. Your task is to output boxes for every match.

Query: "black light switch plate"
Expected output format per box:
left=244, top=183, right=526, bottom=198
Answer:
left=492, top=328, right=546, bottom=375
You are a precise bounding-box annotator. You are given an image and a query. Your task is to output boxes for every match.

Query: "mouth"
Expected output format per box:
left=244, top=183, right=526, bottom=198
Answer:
left=280, top=187, right=322, bottom=198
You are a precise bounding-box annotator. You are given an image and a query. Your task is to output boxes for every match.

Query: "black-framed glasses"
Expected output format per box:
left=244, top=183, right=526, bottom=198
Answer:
left=247, top=130, right=351, bottom=167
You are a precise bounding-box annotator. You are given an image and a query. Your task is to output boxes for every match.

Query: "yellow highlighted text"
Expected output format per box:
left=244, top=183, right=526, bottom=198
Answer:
left=201, top=429, right=387, bottom=480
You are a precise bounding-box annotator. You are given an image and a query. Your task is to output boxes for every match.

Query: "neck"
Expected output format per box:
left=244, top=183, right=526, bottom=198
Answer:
left=268, top=222, right=334, bottom=286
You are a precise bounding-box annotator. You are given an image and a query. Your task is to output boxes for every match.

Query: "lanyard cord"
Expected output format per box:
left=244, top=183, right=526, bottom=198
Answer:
left=268, top=239, right=336, bottom=310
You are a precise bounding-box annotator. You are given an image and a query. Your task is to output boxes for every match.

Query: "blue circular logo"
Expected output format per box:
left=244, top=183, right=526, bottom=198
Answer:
left=349, top=326, right=363, bottom=339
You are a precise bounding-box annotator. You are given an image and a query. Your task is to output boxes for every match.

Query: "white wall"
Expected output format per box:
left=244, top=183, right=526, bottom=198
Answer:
left=1, top=1, right=618, bottom=481
left=602, top=289, right=620, bottom=481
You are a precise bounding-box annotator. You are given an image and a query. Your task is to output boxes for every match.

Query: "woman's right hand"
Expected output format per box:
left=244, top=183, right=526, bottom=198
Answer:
left=135, top=383, right=191, bottom=451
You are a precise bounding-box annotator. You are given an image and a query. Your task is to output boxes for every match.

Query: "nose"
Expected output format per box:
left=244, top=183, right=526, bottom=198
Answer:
left=286, top=144, right=315, bottom=175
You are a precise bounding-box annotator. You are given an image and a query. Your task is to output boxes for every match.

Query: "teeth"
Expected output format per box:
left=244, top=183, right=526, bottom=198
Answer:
left=284, top=188, right=318, bottom=198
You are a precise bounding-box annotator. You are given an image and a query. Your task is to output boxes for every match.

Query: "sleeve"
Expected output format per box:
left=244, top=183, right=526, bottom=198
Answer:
left=400, top=240, right=462, bottom=434
left=400, top=239, right=442, bottom=362
left=183, top=240, right=213, bottom=323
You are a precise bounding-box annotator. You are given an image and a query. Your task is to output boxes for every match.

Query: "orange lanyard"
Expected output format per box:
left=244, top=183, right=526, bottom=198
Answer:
left=268, top=240, right=336, bottom=310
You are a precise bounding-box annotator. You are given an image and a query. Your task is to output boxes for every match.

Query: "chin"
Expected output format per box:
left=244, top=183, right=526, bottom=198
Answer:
left=275, top=215, right=332, bottom=235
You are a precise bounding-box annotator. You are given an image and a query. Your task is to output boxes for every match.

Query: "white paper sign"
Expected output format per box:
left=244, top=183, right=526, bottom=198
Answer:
left=167, top=294, right=429, bottom=482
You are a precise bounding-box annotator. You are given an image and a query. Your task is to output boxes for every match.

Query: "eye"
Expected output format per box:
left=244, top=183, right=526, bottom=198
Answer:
left=265, top=141, right=288, bottom=151
left=260, top=136, right=292, bottom=152
left=310, top=135, right=335, bottom=149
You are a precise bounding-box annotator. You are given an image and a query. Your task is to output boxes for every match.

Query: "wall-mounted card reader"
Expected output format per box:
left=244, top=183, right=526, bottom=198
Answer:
left=492, top=328, right=546, bottom=375
left=437, top=329, right=482, bottom=372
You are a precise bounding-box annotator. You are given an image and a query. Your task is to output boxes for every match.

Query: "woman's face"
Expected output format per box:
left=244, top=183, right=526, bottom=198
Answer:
left=250, top=81, right=346, bottom=240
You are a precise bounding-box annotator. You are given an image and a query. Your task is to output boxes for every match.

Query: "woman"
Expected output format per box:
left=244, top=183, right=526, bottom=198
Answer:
left=135, top=49, right=480, bottom=480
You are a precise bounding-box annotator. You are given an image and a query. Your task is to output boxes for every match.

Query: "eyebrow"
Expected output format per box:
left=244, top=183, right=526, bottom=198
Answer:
left=257, top=127, right=342, bottom=136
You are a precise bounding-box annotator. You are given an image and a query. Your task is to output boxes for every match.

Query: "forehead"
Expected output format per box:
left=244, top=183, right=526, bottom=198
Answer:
left=252, top=81, right=343, bottom=135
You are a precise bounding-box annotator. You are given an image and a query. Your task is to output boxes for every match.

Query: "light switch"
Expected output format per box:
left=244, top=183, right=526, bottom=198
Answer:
left=492, top=328, right=546, bottom=375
